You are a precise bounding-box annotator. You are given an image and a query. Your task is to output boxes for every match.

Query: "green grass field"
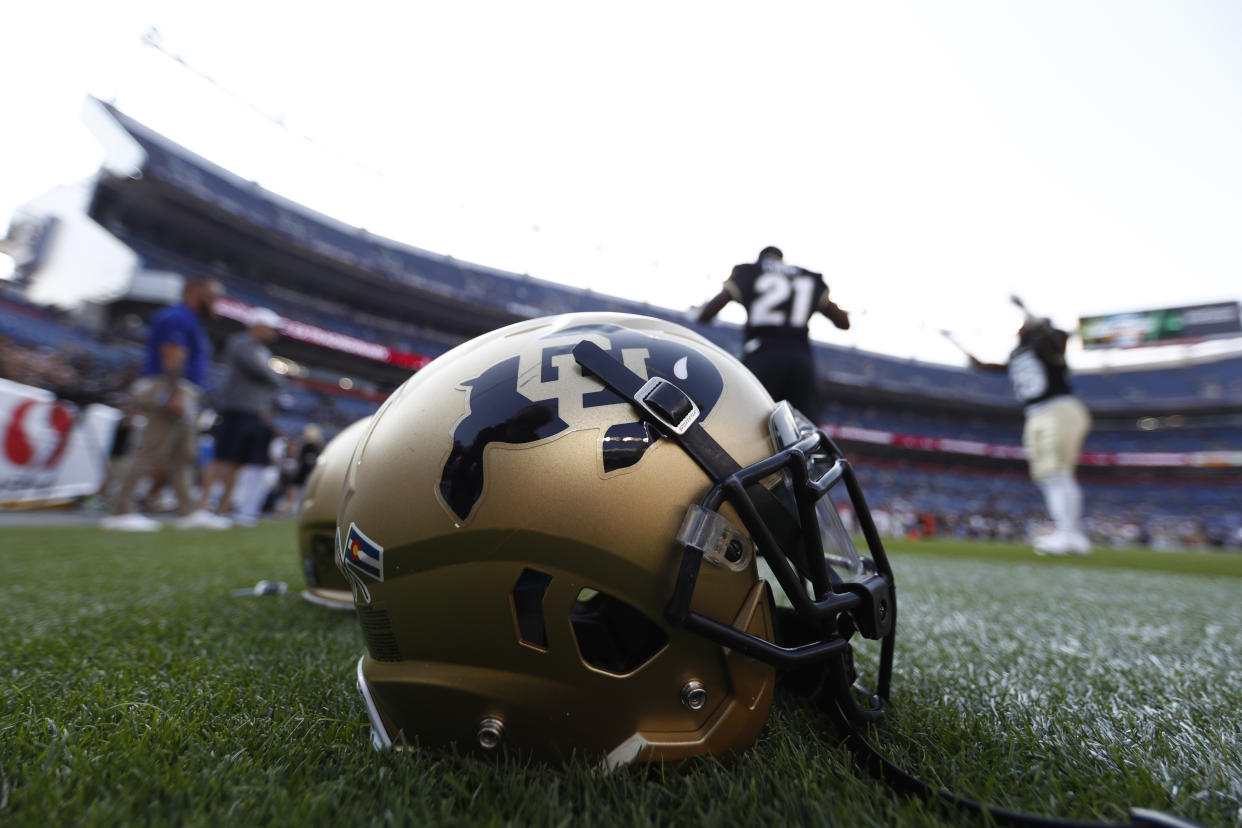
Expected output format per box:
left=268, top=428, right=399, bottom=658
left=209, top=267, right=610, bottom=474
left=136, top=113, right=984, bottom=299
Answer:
left=2, top=523, right=1240, bottom=827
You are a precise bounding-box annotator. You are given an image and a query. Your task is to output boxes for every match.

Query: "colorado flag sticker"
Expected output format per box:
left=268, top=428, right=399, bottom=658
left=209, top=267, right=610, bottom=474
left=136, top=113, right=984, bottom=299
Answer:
left=342, top=522, right=384, bottom=581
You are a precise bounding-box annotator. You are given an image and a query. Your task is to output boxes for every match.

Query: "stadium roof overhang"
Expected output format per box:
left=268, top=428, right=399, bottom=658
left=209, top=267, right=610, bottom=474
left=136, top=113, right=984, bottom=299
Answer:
left=85, top=99, right=525, bottom=339
left=89, top=172, right=521, bottom=339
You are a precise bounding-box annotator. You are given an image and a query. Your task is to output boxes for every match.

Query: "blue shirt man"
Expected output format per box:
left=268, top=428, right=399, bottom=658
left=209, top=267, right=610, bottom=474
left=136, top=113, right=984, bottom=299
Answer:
left=144, top=301, right=212, bottom=389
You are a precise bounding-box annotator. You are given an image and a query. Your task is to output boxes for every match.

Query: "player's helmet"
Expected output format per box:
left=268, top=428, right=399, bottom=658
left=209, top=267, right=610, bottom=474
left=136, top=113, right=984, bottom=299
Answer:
left=337, top=313, right=894, bottom=764
left=297, top=417, right=372, bottom=610
left=758, top=246, right=783, bottom=261
left=1018, top=317, right=1053, bottom=342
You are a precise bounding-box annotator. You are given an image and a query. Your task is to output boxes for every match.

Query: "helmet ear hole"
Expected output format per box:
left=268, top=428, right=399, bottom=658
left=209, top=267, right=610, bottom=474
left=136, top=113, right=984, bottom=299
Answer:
left=570, top=589, right=668, bottom=676
left=307, top=533, right=335, bottom=586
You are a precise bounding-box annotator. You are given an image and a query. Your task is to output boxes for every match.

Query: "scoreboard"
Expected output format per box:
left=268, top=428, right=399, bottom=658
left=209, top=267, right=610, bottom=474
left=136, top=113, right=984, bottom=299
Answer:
left=1079, top=302, right=1241, bottom=348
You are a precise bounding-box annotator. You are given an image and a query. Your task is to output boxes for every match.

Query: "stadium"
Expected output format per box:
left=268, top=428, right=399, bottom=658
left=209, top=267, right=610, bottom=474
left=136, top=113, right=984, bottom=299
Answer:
left=5, top=101, right=1242, bottom=548
left=3, top=10, right=1242, bottom=826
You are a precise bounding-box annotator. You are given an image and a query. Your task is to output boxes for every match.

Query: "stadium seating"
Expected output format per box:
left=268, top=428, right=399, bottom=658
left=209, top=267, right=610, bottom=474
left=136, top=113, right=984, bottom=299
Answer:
left=854, top=459, right=1242, bottom=548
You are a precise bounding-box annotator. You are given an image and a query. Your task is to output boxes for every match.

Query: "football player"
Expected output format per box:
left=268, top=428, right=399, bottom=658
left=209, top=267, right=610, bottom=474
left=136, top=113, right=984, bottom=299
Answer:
left=965, top=315, right=1093, bottom=555
left=697, top=246, right=849, bottom=422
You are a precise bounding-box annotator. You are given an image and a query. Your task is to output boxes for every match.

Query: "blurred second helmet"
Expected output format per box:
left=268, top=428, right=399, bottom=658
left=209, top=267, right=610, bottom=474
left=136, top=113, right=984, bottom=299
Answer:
left=298, top=417, right=371, bottom=610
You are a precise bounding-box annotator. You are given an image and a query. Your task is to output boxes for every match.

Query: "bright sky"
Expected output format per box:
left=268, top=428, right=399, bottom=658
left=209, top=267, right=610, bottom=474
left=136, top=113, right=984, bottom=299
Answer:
left=3, top=1, right=1241, bottom=366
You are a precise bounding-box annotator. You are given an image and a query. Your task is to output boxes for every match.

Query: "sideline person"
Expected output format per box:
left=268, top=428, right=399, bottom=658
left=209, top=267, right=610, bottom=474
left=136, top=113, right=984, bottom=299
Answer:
left=103, top=277, right=226, bottom=531
left=194, top=307, right=285, bottom=524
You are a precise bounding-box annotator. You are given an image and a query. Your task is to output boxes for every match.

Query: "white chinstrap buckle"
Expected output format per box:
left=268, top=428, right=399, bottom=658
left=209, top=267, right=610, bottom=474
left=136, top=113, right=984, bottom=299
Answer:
left=634, top=377, right=700, bottom=435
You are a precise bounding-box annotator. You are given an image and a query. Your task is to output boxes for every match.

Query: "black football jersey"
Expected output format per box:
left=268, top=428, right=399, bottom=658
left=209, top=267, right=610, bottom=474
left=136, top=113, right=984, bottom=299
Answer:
left=725, top=260, right=828, bottom=343
left=1008, top=328, right=1072, bottom=406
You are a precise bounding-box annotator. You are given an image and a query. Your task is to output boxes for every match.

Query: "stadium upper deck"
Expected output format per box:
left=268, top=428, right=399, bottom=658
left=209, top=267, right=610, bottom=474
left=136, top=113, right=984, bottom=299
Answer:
left=6, top=98, right=1239, bottom=440
left=68, top=101, right=1242, bottom=420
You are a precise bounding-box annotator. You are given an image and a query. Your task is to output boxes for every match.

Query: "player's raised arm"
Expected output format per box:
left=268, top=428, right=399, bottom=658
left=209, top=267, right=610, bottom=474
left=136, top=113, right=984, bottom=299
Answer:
left=967, top=354, right=1008, bottom=372
left=817, top=290, right=850, bottom=330
left=940, top=329, right=1007, bottom=371
left=696, top=288, right=732, bottom=324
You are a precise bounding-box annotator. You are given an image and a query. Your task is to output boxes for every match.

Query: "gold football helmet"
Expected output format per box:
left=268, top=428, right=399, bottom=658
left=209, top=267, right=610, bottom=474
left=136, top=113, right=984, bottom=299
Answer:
left=297, top=417, right=371, bottom=610
left=336, top=312, right=894, bottom=765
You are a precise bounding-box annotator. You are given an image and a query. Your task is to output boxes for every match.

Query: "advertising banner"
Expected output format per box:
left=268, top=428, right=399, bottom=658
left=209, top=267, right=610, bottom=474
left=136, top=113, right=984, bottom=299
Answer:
left=215, top=296, right=434, bottom=371
left=0, top=379, right=122, bottom=505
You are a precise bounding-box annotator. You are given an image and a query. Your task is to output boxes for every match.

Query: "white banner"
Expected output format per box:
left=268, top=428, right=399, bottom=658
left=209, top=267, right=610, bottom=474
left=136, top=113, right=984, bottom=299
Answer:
left=0, top=379, right=122, bottom=505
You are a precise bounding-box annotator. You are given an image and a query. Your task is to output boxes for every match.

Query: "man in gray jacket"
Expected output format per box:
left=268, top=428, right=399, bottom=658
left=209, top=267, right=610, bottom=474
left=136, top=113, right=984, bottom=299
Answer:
left=194, top=307, right=285, bottom=523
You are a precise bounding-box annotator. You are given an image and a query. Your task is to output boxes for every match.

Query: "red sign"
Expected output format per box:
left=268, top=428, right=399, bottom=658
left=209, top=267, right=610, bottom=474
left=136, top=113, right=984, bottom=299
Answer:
left=215, top=297, right=434, bottom=370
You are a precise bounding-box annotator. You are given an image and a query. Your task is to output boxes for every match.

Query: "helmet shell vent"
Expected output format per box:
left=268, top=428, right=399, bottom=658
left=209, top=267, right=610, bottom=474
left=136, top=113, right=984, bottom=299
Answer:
left=511, top=569, right=553, bottom=651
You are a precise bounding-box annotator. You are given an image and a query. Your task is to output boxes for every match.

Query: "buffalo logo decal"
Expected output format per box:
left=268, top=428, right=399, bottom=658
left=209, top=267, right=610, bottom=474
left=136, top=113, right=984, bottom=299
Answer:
left=438, top=324, right=724, bottom=521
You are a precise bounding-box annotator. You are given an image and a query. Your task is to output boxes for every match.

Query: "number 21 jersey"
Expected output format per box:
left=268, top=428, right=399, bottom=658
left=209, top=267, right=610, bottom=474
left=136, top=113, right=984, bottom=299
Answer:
left=725, top=260, right=828, bottom=344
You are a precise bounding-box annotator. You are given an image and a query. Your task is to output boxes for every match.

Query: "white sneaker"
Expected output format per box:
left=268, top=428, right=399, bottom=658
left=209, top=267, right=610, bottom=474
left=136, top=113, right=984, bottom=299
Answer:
left=1033, top=532, right=1071, bottom=556
left=1065, top=531, right=1092, bottom=555
left=174, top=509, right=233, bottom=530
left=100, top=513, right=163, bottom=532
